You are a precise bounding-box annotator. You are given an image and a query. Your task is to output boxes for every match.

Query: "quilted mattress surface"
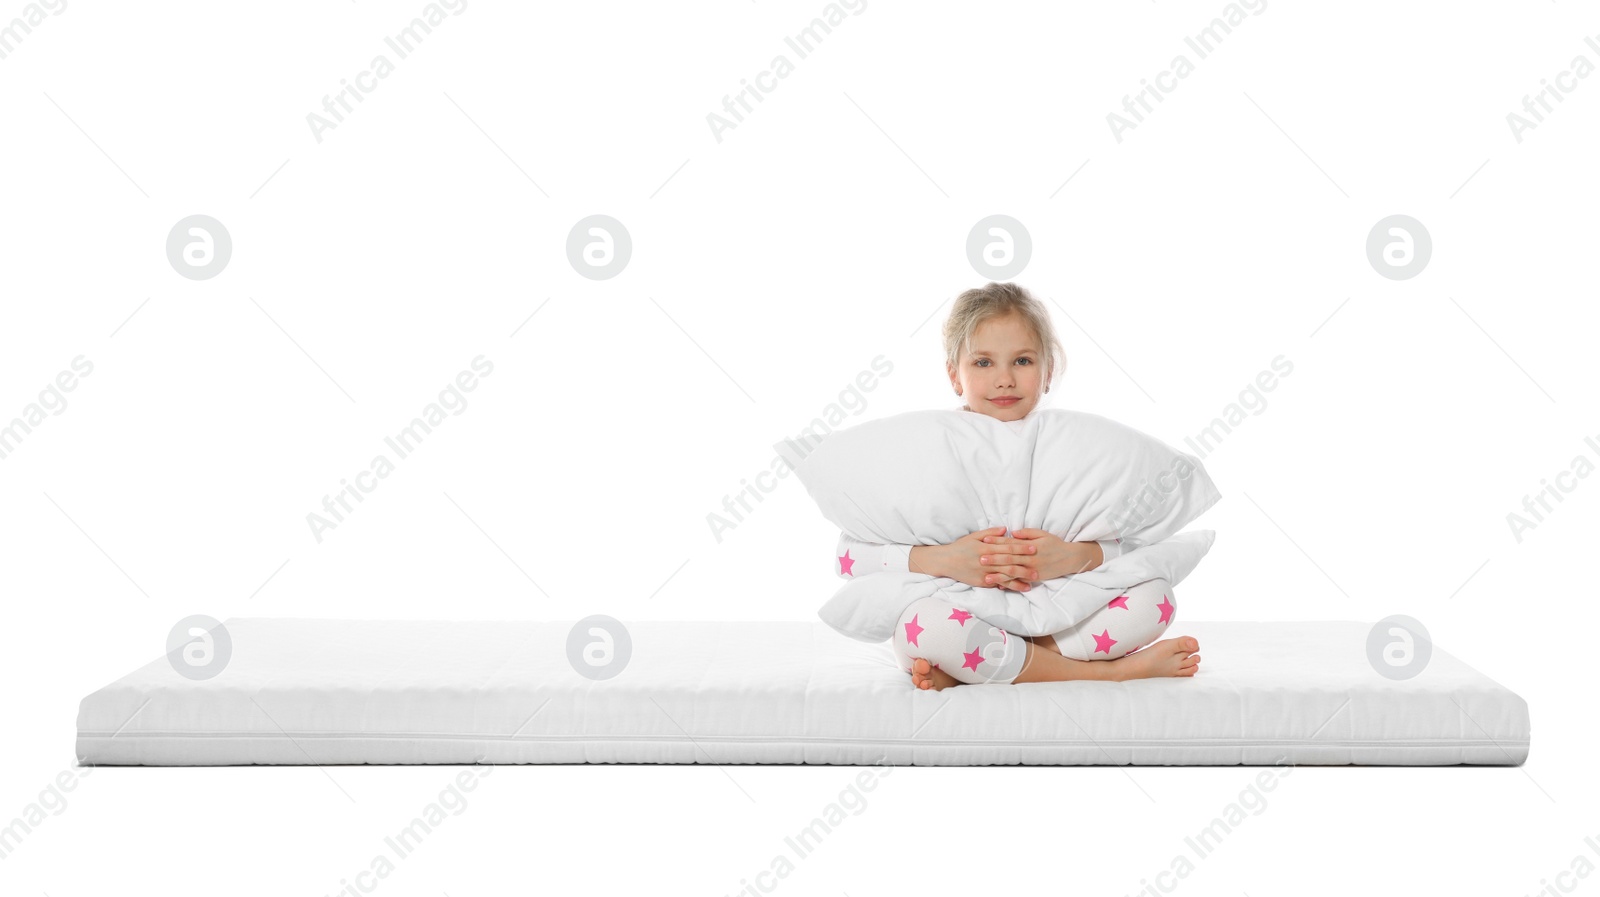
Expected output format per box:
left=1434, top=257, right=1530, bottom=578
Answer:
left=76, top=619, right=1530, bottom=766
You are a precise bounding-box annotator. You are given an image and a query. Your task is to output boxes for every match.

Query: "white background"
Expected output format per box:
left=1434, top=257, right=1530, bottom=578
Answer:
left=2, top=0, right=1594, bottom=893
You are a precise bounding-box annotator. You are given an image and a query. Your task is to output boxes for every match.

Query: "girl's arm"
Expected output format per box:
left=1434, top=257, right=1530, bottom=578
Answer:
left=834, top=532, right=969, bottom=581
left=837, top=530, right=1133, bottom=587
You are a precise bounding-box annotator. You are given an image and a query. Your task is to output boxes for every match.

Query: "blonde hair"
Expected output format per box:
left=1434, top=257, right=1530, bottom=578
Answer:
left=942, top=282, right=1065, bottom=393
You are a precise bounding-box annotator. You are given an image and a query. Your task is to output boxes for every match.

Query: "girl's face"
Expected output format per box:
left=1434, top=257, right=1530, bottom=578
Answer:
left=948, top=313, right=1048, bottom=421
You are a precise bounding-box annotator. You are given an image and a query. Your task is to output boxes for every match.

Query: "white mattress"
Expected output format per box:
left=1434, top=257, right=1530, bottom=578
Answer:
left=76, top=619, right=1530, bottom=766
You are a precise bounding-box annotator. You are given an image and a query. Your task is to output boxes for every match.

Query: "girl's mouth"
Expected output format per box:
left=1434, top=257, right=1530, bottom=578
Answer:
left=990, top=396, right=1021, bottom=407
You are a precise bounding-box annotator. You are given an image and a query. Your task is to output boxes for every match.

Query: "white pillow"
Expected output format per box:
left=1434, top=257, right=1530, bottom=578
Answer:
left=777, top=408, right=1221, bottom=641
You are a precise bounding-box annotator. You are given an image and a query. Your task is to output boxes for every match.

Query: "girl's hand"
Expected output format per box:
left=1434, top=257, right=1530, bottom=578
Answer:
left=910, top=527, right=1037, bottom=590
left=982, top=529, right=1102, bottom=583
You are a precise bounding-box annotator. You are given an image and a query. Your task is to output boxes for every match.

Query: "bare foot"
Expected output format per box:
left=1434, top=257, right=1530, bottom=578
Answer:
left=909, top=658, right=962, bottom=691
left=1109, top=637, right=1200, bottom=680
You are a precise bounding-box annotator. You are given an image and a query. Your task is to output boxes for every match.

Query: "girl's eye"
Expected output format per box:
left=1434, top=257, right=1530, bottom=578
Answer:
left=1016, top=357, right=1032, bottom=365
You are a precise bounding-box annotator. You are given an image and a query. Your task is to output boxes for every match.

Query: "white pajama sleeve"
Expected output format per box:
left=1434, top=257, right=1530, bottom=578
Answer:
left=1096, top=538, right=1123, bottom=567
left=834, top=532, right=913, bottom=579
left=1095, top=536, right=1144, bottom=568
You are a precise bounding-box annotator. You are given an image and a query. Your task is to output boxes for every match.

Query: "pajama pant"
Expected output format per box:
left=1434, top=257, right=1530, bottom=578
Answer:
left=888, top=579, right=1178, bottom=685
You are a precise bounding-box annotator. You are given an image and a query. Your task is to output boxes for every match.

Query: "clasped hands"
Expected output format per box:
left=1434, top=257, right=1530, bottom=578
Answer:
left=907, top=526, right=1103, bottom=592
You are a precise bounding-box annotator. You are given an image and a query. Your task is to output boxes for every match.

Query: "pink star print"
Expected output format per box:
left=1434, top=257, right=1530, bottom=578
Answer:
left=962, top=647, right=986, bottom=672
left=838, top=551, right=855, bottom=576
left=948, top=608, right=973, bottom=625
left=1157, top=595, right=1175, bottom=624
left=1107, top=594, right=1130, bottom=610
left=1092, top=629, right=1117, bottom=654
left=904, top=614, right=924, bottom=646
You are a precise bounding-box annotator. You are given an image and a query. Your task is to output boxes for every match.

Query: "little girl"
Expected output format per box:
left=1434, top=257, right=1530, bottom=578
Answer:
left=834, top=283, right=1202, bottom=690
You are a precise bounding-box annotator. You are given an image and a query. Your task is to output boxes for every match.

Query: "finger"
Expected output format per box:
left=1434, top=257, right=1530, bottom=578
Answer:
left=984, top=567, right=1037, bottom=585
left=986, top=536, right=1042, bottom=548
left=980, top=543, right=1036, bottom=558
left=978, top=553, right=1007, bottom=565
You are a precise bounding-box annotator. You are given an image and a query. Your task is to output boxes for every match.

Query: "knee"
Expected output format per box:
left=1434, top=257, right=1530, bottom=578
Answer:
left=892, top=598, right=1022, bottom=683
left=1139, top=579, right=1177, bottom=633
left=891, top=596, right=951, bottom=668
left=895, top=597, right=951, bottom=639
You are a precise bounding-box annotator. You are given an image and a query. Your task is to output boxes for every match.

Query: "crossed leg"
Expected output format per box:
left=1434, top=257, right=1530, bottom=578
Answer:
left=1046, top=578, right=1178, bottom=661
left=889, top=582, right=1200, bottom=691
